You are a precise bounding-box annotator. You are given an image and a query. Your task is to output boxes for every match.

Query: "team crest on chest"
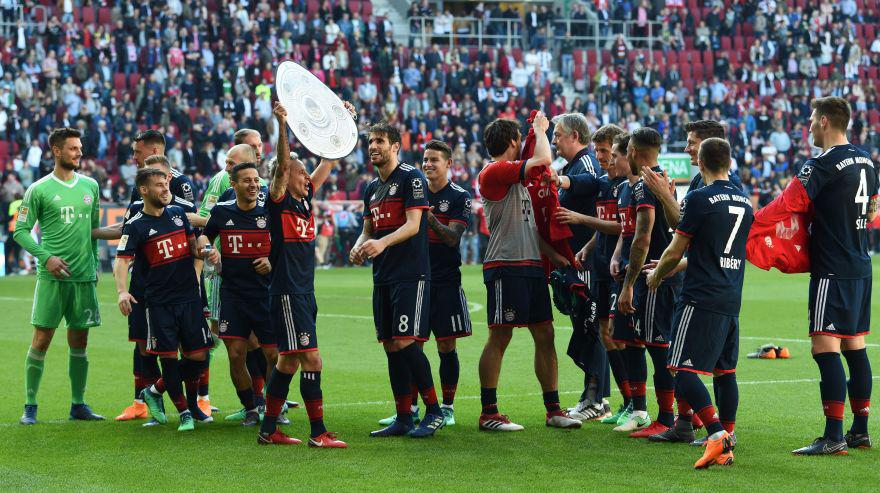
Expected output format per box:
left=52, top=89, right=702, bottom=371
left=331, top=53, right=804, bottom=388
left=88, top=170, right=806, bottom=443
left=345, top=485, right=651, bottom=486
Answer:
left=389, top=183, right=398, bottom=196
left=256, top=216, right=267, bottom=229
left=172, top=216, right=184, bottom=227
left=438, top=200, right=450, bottom=212
left=83, top=195, right=93, bottom=205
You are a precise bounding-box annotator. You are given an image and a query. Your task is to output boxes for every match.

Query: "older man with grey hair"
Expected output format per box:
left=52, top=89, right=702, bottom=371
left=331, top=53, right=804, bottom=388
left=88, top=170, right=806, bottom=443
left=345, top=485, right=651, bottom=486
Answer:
left=549, top=112, right=611, bottom=421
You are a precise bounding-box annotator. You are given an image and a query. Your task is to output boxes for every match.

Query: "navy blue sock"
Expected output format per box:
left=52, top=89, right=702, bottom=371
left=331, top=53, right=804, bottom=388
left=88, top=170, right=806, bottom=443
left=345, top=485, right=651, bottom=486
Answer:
left=260, top=368, right=293, bottom=435
left=141, top=352, right=160, bottom=381
left=236, top=388, right=256, bottom=410
left=607, top=350, right=631, bottom=407
left=843, top=349, right=872, bottom=434
left=647, top=345, right=675, bottom=426
left=543, top=390, right=561, bottom=413
left=198, top=351, right=210, bottom=396
left=133, top=346, right=143, bottom=400
left=438, top=350, right=459, bottom=406
left=814, top=352, right=846, bottom=441
left=714, top=373, right=738, bottom=434
left=387, top=351, right=413, bottom=421
left=300, top=371, right=327, bottom=437
left=625, top=346, right=647, bottom=411
left=481, top=387, right=498, bottom=415
left=160, top=357, right=187, bottom=413
left=398, top=344, right=441, bottom=416
left=676, top=371, right=723, bottom=436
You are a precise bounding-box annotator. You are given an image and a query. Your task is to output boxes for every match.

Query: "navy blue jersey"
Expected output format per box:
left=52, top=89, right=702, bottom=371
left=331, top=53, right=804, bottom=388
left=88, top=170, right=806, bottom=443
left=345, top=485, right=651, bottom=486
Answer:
left=676, top=180, right=754, bottom=315
left=363, top=163, right=431, bottom=285
left=633, top=167, right=683, bottom=284
left=594, top=176, right=625, bottom=281
left=267, top=186, right=316, bottom=295
left=687, top=168, right=743, bottom=193
left=117, top=205, right=199, bottom=307
left=558, top=148, right=602, bottom=252
left=203, top=199, right=272, bottom=299
left=616, top=180, right=636, bottom=272
left=427, top=181, right=471, bottom=284
left=218, top=184, right=269, bottom=203
left=129, top=168, right=196, bottom=207
left=796, top=144, right=880, bottom=279
left=123, top=197, right=197, bottom=298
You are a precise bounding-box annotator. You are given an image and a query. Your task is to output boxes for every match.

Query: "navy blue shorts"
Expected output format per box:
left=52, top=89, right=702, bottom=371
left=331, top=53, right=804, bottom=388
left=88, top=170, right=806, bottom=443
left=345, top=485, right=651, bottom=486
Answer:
left=667, top=303, right=738, bottom=376
left=270, top=294, right=318, bottom=354
left=611, top=310, right=639, bottom=345
left=486, top=276, right=553, bottom=329
left=809, top=277, right=871, bottom=339
left=219, top=295, right=275, bottom=348
left=429, top=283, right=472, bottom=340
left=373, top=280, right=430, bottom=342
left=595, top=280, right=618, bottom=320
left=633, top=281, right=680, bottom=348
left=145, top=301, right=213, bottom=357
left=128, top=298, right=147, bottom=342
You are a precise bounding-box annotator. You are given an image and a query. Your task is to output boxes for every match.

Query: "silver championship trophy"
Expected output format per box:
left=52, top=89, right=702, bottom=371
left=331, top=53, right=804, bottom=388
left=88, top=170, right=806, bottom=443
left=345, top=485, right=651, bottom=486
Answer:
left=275, top=61, right=359, bottom=160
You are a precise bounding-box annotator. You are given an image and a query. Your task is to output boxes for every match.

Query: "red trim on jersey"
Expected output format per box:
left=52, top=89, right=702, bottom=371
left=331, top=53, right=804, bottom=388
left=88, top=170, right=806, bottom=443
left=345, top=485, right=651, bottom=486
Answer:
left=810, top=330, right=870, bottom=339
left=674, top=229, right=693, bottom=238
left=182, top=347, right=211, bottom=356
left=488, top=318, right=553, bottom=329
left=218, top=335, right=248, bottom=341
left=279, top=348, right=319, bottom=355
left=640, top=341, right=670, bottom=348
left=482, top=259, right=543, bottom=270
left=448, top=219, right=468, bottom=225
left=271, top=192, right=286, bottom=204
left=434, top=333, right=473, bottom=341
left=128, top=337, right=147, bottom=343
left=713, top=368, right=737, bottom=375
left=116, top=254, right=135, bottom=260
left=405, top=205, right=429, bottom=211
left=377, top=336, right=423, bottom=343
left=146, top=349, right=179, bottom=357
left=667, top=366, right=712, bottom=376
left=636, top=204, right=655, bottom=211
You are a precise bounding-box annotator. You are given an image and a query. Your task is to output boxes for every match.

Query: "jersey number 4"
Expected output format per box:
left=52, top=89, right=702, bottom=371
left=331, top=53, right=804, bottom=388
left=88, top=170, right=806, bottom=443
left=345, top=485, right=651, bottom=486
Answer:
left=724, top=206, right=746, bottom=255
left=855, top=169, right=869, bottom=216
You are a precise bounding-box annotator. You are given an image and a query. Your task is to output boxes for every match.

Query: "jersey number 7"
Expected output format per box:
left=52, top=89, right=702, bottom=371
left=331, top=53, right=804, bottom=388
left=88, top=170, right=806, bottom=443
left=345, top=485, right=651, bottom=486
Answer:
left=724, top=206, right=746, bottom=255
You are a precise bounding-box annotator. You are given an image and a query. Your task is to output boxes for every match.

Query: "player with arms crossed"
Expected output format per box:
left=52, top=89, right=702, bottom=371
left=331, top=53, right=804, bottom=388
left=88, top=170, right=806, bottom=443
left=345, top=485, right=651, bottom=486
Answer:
left=257, top=102, right=346, bottom=447
left=15, top=127, right=103, bottom=425
left=377, top=140, right=472, bottom=427
left=351, top=122, right=447, bottom=438
left=647, top=137, right=753, bottom=469
left=616, top=128, right=682, bottom=437
left=786, top=97, right=879, bottom=455
left=115, top=168, right=212, bottom=432
left=201, top=162, right=275, bottom=427
left=477, top=114, right=580, bottom=431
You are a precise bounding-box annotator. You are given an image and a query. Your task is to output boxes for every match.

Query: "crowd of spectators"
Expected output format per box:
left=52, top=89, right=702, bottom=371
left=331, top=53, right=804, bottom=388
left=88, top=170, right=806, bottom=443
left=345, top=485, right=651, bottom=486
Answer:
left=0, top=0, right=879, bottom=272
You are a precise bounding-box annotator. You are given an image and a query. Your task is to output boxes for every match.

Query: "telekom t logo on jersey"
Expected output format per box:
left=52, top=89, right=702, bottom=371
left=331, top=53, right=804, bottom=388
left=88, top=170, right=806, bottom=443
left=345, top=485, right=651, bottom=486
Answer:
left=227, top=235, right=244, bottom=253
left=60, top=206, right=75, bottom=224
left=156, top=238, right=176, bottom=259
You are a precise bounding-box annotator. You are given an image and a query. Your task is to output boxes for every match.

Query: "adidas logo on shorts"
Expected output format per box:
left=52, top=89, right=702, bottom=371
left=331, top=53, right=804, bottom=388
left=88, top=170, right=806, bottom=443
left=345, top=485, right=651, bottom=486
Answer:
left=681, top=359, right=693, bottom=367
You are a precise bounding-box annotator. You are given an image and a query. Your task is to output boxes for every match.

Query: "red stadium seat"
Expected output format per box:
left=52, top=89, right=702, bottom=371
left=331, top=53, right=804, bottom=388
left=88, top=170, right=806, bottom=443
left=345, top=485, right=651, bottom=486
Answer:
left=350, top=0, right=361, bottom=14
left=128, top=73, right=139, bottom=90
left=721, top=37, right=731, bottom=51
left=587, top=50, right=597, bottom=65
left=869, top=67, right=878, bottom=80
left=703, top=51, right=714, bottom=66
left=733, top=37, right=744, bottom=51
left=307, top=0, right=319, bottom=16
left=818, top=66, right=829, bottom=80
left=362, top=2, right=372, bottom=16
left=113, top=73, right=127, bottom=93
left=693, top=64, right=704, bottom=81
left=82, top=8, right=95, bottom=25
left=98, top=7, right=111, bottom=25
left=866, top=25, right=875, bottom=40
left=0, top=141, right=9, bottom=160
left=512, top=48, right=522, bottom=62
left=667, top=51, right=678, bottom=64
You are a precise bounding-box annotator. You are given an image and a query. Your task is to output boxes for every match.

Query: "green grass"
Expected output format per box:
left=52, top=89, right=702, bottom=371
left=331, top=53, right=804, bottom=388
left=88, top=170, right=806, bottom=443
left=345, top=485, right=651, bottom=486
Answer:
left=0, top=263, right=878, bottom=491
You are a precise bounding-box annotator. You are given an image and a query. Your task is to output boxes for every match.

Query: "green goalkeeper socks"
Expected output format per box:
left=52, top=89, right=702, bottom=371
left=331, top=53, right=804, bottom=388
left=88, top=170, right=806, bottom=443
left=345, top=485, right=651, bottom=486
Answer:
left=25, top=347, right=46, bottom=405
left=69, top=348, right=88, bottom=405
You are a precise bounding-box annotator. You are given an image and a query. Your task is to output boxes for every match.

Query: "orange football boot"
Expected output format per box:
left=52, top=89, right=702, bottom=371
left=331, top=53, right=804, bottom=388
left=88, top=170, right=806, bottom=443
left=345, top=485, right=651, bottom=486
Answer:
left=695, top=431, right=734, bottom=469
left=115, top=401, right=148, bottom=421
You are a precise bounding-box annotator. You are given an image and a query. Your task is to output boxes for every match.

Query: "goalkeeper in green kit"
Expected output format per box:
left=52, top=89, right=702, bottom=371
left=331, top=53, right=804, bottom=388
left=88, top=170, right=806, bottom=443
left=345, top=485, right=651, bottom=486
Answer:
left=14, top=127, right=104, bottom=424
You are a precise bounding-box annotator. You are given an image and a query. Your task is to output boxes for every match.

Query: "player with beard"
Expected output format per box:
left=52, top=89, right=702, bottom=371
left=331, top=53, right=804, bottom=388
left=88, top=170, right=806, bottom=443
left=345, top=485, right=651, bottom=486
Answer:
left=351, top=121, right=447, bottom=438
left=94, top=156, right=199, bottom=425
left=16, top=127, right=103, bottom=425
left=376, top=140, right=472, bottom=427
left=257, top=102, right=346, bottom=447
left=115, top=168, right=212, bottom=432
left=616, top=128, right=683, bottom=438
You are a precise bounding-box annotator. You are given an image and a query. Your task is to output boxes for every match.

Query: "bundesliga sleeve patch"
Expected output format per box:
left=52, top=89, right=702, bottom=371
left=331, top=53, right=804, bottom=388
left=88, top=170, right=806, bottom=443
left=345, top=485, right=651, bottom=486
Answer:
left=118, top=234, right=129, bottom=251
left=797, top=164, right=813, bottom=187
left=17, top=206, right=28, bottom=223
left=205, top=195, right=218, bottom=211
left=412, top=178, right=425, bottom=199
left=633, top=182, right=644, bottom=201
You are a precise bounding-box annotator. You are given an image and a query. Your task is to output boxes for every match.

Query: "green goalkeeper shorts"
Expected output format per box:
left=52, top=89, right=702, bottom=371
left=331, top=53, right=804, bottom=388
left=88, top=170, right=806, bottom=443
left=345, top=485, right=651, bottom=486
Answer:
left=204, top=273, right=221, bottom=322
left=31, top=279, right=101, bottom=330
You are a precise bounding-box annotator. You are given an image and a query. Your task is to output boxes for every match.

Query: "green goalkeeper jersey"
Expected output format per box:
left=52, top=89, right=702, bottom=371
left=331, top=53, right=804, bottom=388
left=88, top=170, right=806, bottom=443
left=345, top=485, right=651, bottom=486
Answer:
left=199, top=170, right=230, bottom=217
left=13, top=172, right=100, bottom=282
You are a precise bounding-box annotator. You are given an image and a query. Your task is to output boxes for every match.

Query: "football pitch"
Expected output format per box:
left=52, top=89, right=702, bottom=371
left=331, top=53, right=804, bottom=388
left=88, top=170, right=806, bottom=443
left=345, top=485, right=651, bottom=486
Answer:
left=0, top=263, right=878, bottom=491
